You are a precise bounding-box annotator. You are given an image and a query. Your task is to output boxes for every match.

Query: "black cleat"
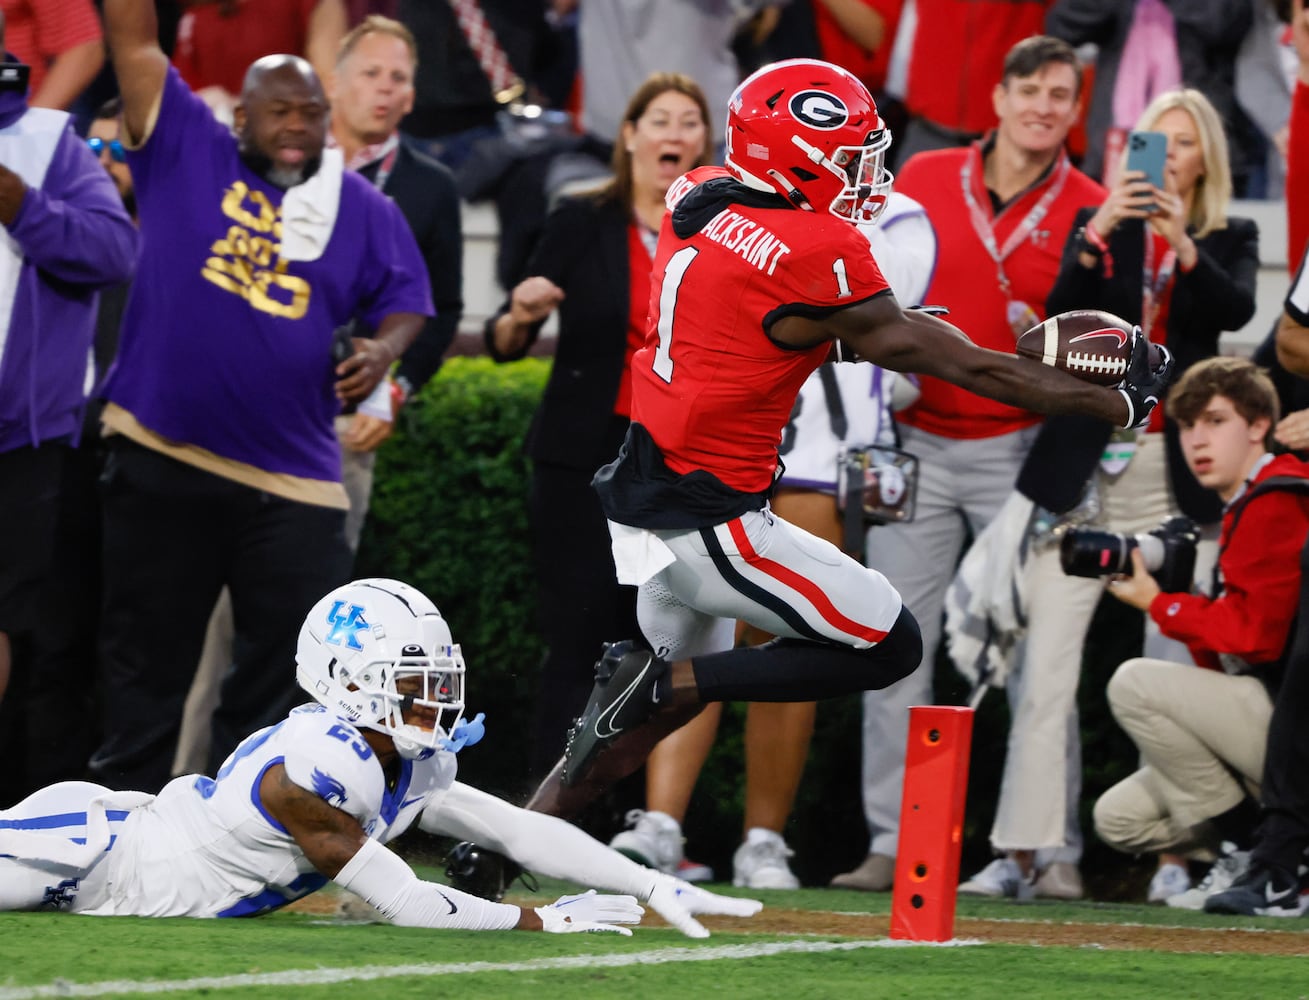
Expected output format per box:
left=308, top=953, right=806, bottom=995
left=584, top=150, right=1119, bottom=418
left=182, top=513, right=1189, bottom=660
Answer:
left=561, top=641, right=667, bottom=787
left=1203, top=864, right=1308, bottom=917
left=444, top=841, right=537, bottom=902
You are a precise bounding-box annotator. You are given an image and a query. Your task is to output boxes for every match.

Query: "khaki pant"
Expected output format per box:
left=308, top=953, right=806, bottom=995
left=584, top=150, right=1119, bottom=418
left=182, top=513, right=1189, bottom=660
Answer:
left=990, top=435, right=1217, bottom=851
left=1093, top=658, right=1271, bottom=855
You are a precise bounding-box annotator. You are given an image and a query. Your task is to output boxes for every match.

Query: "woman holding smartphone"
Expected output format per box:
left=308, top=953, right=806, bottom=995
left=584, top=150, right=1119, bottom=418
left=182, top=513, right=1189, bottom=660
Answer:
left=955, top=87, right=1258, bottom=906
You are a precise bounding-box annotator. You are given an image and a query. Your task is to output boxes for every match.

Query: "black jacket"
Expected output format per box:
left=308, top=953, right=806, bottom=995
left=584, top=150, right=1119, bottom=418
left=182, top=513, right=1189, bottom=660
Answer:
left=484, top=191, right=632, bottom=471
left=358, top=139, right=464, bottom=394
left=1017, top=209, right=1259, bottom=520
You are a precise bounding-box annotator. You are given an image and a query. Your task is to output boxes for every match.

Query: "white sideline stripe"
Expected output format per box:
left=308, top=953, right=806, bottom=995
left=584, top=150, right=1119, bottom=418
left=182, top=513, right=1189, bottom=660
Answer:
left=0, top=938, right=981, bottom=999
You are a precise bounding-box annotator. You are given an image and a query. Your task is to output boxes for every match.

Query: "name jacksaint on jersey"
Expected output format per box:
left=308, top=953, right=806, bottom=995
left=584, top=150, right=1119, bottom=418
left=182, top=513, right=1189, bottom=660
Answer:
left=630, top=166, right=890, bottom=495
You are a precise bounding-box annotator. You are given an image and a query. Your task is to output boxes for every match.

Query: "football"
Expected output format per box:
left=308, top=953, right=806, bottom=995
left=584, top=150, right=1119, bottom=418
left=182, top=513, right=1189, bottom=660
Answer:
left=1015, top=309, right=1138, bottom=386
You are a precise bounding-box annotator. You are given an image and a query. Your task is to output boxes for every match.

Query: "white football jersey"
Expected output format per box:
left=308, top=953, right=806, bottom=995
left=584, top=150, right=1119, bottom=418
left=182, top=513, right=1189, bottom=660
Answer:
left=83, top=703, right=457, bottom=917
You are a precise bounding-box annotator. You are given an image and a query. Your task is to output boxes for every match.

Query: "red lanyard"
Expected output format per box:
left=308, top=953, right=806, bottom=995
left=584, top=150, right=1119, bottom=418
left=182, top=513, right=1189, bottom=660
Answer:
left=961, top=149, right=1071, bottom=299
left=371, top=141, right=400, bottom=193
left=1142, top=230, right=1176, bottom=340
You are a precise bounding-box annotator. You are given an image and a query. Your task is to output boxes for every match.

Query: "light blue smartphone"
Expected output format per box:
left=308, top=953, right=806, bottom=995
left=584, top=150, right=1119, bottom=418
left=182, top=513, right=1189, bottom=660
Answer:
left=1125, top=130, right=1167, bottom=209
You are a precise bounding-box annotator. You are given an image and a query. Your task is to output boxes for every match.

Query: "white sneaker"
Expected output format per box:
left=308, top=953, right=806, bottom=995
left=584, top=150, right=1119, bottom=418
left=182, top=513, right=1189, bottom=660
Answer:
left=1166, top=842, right=1249, bottom=910
left=609, top=810, right=685, bottom=874
left=958, top=857, right=1035, bottom=900
left=1147, top=862, right=1191, bottom=903
left=732, top=828, right=800, bottom=889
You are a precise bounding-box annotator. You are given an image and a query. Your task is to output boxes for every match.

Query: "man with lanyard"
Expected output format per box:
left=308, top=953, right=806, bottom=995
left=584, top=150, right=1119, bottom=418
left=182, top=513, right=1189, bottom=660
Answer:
left=327, top=14, right=463, bottom=551
left=833, top=35, right=1106, bottom=895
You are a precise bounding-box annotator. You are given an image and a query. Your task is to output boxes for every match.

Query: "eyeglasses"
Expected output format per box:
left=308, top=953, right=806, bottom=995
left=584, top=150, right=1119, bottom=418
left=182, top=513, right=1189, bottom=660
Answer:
left=86, top=137, right=126, bottom=163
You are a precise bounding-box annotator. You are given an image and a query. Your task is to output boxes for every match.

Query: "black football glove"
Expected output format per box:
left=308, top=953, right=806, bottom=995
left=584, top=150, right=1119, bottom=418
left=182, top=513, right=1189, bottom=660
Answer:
left=1117, top=329, right=1174, bottom=429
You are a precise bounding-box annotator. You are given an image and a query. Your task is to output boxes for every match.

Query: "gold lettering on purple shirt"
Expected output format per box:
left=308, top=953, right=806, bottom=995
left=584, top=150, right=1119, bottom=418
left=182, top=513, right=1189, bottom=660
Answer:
left=202, top=181, right=311, bottom=319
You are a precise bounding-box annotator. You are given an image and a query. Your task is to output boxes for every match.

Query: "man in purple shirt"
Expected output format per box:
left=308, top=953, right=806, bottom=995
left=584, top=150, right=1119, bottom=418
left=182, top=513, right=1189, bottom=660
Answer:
left=90, top=0, right=433, bottom=792
left=0, top=15, right=137, bottom=717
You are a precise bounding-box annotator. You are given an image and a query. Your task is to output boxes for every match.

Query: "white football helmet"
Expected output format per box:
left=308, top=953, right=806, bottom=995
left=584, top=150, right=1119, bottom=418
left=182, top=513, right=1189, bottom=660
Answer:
left=296, top=578, right=466, bottom=760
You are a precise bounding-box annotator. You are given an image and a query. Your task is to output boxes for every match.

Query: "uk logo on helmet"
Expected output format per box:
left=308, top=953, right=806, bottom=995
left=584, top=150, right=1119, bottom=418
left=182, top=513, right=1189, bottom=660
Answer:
left=325, top=601, right=369, bottom=651
left=788, top=90, right=849, bottom=130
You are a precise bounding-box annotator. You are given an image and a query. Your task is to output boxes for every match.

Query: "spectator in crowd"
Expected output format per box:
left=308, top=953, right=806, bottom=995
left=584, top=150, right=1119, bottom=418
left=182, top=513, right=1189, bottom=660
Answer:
left=1234, top=0, right=1297, bottom=199
left=956, top=85, right=1256, bottom=904
left=1204, top=243, right=1309, bottom=917
left=396, top=0, right=573, bottom=292
left=167, top=13, right=468, bottom=779
left=1093, top=357, right=1309, bottom=911
left=574, top=1, right=760, bottom=164
left=740, top=0, right=905, bottom=137
left=0, top=25, right=137, bottom=717
left=1286, top=0, right=1308, bottom=271
left=0, top=0, right=103, bottom=111
left=88, top=0, right=432, bottom=793
left=173, top=0, right=348, bottom=125
left=609, top=193, right=936, bottom=892
left=328, top=14, right=464, bottom=551
left=0, top=578, right=762, bottom=939
left=396, top=0, right=569, bottom=171
left=1045, top=0, right=1255, bottom=191
left=485, top=72, right=717, bottom=781
left=879, top=0, right=1050, bottom=168
left=833, top=36, right=1106, bottom=896
left=0, top=97, right=139, bottom=806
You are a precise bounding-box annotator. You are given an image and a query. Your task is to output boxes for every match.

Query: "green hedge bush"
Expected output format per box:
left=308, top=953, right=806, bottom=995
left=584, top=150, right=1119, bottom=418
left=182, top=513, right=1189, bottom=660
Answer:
left=357, top=357, right=1147, bottom=895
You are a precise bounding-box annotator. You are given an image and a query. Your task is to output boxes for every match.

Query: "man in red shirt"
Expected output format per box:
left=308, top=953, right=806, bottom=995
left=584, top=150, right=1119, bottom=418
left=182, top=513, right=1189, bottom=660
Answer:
left=0, top=0, right=102, bottom=110
left=834, top=35, right=1106, bottom=896
left=520, top=57, right=1165, bottom=820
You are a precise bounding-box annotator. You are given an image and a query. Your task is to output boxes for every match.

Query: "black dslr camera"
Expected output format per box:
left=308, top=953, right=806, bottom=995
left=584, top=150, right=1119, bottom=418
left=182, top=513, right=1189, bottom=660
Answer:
left=1059, top=515, right=1200, bottom=594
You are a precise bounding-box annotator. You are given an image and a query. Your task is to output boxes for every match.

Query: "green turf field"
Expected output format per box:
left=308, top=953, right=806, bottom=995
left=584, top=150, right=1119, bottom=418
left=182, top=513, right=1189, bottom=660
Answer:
left=2, top=881, right=1306, bottom=1000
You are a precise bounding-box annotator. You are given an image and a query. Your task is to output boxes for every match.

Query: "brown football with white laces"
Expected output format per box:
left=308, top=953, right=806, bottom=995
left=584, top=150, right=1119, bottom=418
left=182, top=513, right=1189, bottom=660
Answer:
left=1015, top=309, right=1136, bottom=386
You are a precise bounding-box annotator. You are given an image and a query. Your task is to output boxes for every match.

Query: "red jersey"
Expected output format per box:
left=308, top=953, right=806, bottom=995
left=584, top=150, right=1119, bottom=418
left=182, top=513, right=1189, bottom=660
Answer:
left=1151, top=454, right=1309, bottom=672
left=629, top=167, right=890, bottom=495
left=0, top=0, right=102, bottom=100
left=899, top=0, right=1050, bottom=133
left=1290, top=80, right=1308, bottom=275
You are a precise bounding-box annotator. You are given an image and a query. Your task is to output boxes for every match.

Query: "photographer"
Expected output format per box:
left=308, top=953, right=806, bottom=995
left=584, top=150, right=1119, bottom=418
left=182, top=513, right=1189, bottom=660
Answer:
left=1093, top=357, right=1309, bottom=908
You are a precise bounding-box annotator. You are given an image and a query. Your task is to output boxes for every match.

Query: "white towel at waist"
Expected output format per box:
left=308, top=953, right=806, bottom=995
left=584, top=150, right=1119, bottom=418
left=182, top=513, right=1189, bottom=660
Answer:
left=608, top=520, right=677, bottom=586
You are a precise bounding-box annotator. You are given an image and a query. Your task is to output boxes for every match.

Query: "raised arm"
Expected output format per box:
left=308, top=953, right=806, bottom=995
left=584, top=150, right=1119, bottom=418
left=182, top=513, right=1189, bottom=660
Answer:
left=101, top=0, right=170, bottom=145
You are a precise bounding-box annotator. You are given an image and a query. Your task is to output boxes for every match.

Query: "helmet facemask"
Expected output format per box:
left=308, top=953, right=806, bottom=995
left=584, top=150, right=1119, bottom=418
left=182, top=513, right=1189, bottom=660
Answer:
left=368, top=644, right=467, bottom=760
left=792, top=127, right=893, bottom=224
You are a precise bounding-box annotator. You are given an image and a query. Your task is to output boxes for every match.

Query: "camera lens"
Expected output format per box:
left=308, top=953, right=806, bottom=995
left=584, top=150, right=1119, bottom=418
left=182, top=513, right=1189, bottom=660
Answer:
left=1059, top=529, right=1137, bottom=578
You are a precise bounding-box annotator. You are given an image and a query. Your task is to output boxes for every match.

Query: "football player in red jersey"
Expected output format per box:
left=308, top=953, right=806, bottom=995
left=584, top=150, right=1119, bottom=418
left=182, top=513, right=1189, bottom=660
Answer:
left=526, top=58, right=1173, bottom=815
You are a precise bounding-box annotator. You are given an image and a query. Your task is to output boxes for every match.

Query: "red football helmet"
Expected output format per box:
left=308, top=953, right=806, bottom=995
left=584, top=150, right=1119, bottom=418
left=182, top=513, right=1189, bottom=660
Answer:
left=724, top=58, right=893, bottom=224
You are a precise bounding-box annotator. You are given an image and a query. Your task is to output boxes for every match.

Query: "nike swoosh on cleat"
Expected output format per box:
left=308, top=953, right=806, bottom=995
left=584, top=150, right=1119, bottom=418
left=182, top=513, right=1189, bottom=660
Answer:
left=592, top=659, right=653, bottom=739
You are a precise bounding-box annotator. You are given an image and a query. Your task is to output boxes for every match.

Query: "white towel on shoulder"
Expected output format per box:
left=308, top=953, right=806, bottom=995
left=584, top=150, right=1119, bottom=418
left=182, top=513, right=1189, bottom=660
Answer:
left=280, top=146, right=343, bottom=263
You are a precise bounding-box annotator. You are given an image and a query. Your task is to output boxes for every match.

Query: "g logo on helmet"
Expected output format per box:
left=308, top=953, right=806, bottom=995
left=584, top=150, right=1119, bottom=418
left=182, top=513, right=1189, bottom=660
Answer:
left=788, top=90, right=849, bottom=130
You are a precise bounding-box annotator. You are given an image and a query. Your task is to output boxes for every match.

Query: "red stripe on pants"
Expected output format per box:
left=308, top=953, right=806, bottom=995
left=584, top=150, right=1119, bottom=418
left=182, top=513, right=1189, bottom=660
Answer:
left=725, top=518, right=888, bottom=643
